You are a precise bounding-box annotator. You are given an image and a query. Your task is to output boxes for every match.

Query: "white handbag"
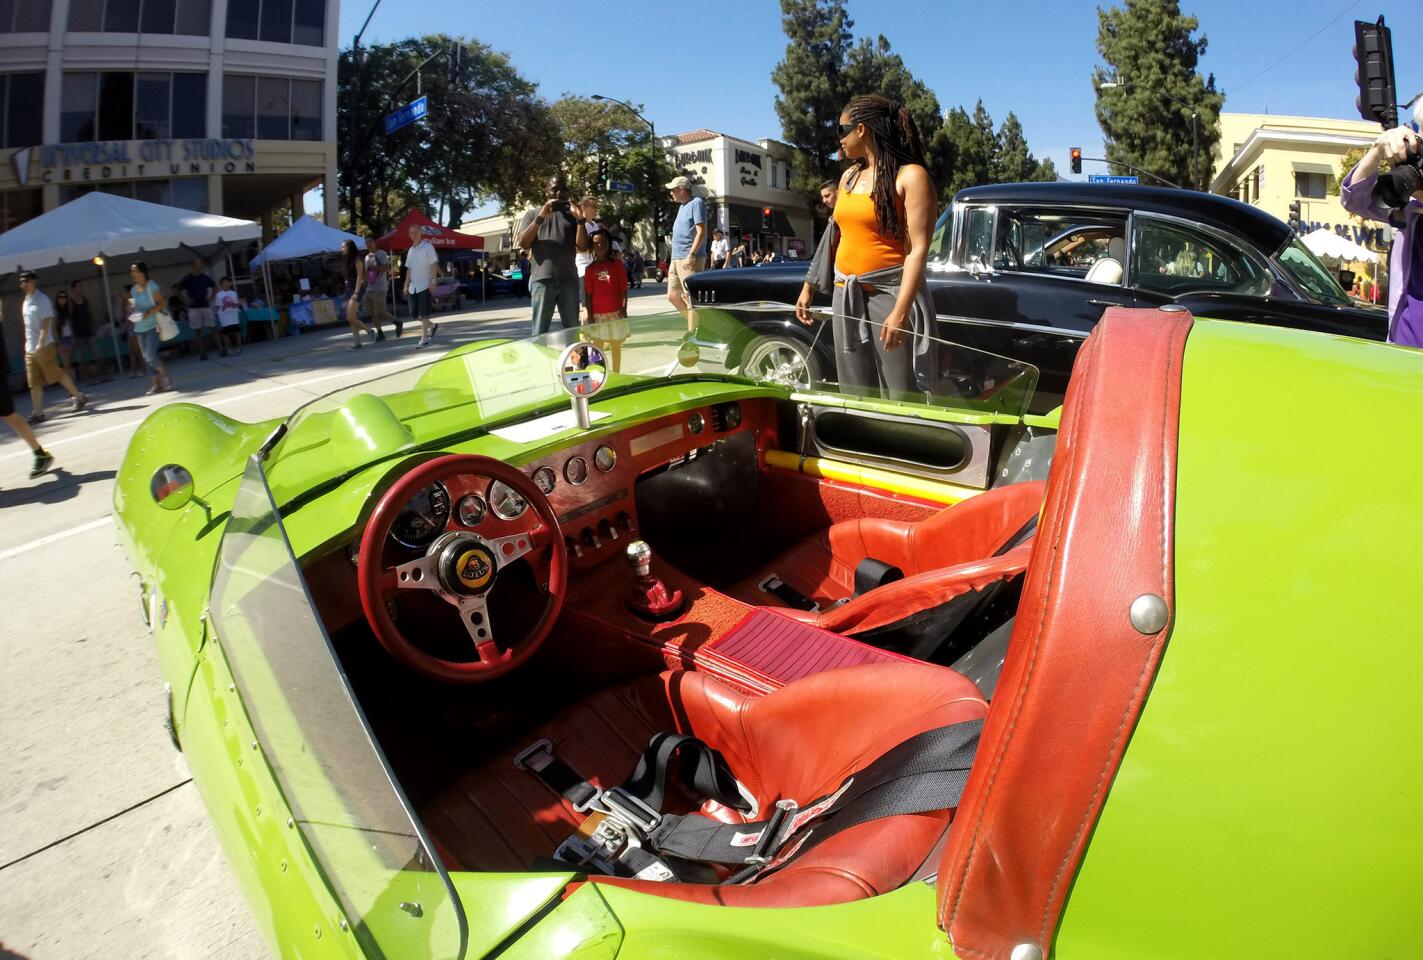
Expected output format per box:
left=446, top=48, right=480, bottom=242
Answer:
left=155, top=309, right=179, bottom=341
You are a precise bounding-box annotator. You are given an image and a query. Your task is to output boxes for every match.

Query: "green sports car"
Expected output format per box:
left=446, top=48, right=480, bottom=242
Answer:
left=114, top=304, right=1421, bottom=959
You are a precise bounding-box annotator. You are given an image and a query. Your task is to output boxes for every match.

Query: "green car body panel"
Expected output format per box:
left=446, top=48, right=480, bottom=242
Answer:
left=112, top=315, right=1421, bottom=958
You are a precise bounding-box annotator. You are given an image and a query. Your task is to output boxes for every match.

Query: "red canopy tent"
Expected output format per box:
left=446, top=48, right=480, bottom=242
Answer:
left=376, top=209, right=485, bottom=251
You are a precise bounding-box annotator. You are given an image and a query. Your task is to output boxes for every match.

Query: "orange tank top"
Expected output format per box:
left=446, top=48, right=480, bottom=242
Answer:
left=833, top=191, right=906, bottom=276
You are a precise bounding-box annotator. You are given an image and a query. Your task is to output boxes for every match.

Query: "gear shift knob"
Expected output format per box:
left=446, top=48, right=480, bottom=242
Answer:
left=626, top=540, right=653, bottom=578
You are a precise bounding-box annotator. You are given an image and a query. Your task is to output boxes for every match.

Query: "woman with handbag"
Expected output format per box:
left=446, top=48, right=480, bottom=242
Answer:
left=129, top=261, right=174, bottom=394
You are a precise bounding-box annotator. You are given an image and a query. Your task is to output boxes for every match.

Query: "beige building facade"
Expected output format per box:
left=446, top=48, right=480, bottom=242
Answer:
left=1210, top=112, right=1386, bottom=252
left=0, top=0, right=339, bottom=237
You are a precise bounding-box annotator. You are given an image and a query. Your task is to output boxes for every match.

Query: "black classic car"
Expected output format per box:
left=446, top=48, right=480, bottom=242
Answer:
left=686, top=182, right=1388, bottom=409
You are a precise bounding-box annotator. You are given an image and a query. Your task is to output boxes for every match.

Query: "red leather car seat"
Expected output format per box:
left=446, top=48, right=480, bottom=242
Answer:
left=424, top=662, right=987, bottom=907
left=731, top=481, right=1045, bottom=614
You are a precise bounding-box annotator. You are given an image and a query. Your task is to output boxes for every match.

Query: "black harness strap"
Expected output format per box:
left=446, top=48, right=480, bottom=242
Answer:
left=620, top=732, right=753, bottom=815
left=514, top=739, right=598, bottom=809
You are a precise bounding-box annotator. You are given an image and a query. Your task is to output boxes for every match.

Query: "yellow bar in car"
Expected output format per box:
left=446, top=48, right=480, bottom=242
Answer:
left=764, top=450, right=981, bottom=506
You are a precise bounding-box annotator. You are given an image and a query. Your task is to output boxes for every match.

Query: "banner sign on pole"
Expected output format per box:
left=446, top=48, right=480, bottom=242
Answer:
left=385, top=96, right=429, bottom=135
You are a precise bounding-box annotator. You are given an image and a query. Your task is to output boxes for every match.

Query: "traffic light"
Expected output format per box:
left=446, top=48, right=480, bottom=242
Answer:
left=598, top=155, right=609, bottom=186
left=1353, top=17, right=1398, bottom=127
left=446, top=42, right=466, bottom=84
left=1288, top=200, right=1302, bottom=233
left=1070, top=147, right=1082, bottom=175
left=761, top=206, right=773, bottom=231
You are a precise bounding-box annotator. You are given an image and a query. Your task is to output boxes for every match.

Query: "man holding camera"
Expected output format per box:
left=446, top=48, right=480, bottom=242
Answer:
left=517, top=172, right=590, bottom=336
left=1341, top=123, right=1423, bottom=347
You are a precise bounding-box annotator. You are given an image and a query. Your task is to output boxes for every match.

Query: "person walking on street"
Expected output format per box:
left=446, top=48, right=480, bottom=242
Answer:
left=20, top=272, right=87, bottom=422
left=403, top=224, right=440, bottom=348
left=127, top=261, right=174, bottom=394
left=177, top=259, right=224, bottom=360
left=53, top=289, right=75, bottom=381
left=363, top=231, right=400, bottom=339
left=665, top=175, right=706, bottom=332
left=710, top=229, right=729, bottom=269
left=574, top=196, right=605, bottom=309
left=1340, top=123, right=1423, bottom=346
left=797, top=94, right=938, bottom=399
left=0, top=328, right=55, bottom=478
left=583, top=232, right=629, bottom=372
left=516, top=172, right=589, bottom=336
left=214, top=277, right=244, bottom=354
left=342, top=240, right=379, bottom=349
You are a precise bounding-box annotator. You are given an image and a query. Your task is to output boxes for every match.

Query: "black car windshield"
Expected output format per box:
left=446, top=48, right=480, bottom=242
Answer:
left=1275, top=235, right=1353, bottom=306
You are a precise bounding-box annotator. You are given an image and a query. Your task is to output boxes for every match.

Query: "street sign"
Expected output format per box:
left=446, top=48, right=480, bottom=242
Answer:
left=1088, top=174, right=1139, bottom=184
left=606, top=179, right=636, bottom=193
left=385, top=96, right=428, bottom=135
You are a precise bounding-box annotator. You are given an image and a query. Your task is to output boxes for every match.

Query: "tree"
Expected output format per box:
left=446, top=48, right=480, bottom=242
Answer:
left=1091, top=0, right=1225, bottom=190
left=337, top=35, right=559, bottom=230
left=771, top=0, right=855, bottom=186
left=843, top=35, right=943, bottom=144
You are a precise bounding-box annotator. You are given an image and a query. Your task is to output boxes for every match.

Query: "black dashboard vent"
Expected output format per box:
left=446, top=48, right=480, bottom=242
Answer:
left=709, top=401, right=742, bottom=432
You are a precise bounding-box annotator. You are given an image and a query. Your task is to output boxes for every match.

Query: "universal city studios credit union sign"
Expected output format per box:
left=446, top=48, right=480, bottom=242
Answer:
left=10, top=138, right=258, bottom=186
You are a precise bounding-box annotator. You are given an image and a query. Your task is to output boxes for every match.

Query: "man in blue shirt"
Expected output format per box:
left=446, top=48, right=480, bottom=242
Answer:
left=665, top=176, right=706, bottom=331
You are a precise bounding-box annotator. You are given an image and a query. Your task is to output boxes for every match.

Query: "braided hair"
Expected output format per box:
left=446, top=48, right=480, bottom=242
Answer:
left=843, top=94, right=928, bottom=241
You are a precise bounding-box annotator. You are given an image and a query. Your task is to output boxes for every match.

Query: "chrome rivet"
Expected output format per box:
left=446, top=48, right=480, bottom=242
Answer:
left=1129, top=593, right=1170, bottom=634
left=399, top=901, right=423, bottom=918
left=339, top=919, right=349, bottom=932
left=1010, top=945, right=1043, bottom=960
left=286, top=818, right=294, bottom=829
left=313, top=925, right=321, bottom=939
left=250, top=740, right=257, bottom=750
left=1159, top=303, right=1189, bottom=313
left=227, top=683, right=235, bottom=692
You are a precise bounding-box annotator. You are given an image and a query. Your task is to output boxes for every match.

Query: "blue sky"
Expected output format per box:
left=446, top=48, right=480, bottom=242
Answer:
left=332, top=0, right=1422, bottom=216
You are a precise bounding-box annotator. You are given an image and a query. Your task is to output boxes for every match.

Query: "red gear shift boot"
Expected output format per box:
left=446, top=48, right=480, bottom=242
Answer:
left=628, top=572, right=684, bottom=621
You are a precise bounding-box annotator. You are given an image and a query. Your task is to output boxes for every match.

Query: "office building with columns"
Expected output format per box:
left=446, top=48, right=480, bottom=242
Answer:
left=0, top=0, right=337, bottom=236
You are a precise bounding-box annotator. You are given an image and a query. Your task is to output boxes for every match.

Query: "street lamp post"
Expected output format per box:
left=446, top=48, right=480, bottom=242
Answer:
left=1098, top=79, right=1200, bottom=190
left=591, top=94, right=660, bottom=260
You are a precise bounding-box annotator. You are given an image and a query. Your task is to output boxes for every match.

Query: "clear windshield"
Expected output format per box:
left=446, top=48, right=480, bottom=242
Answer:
left=1275, top=236, right=1353, bottom=306
left=263, top=306, right=1036, bottom=497
left=211, top=458, right=466, bottom=958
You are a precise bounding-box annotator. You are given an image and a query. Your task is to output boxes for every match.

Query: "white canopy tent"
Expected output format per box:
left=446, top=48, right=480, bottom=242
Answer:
left=1299, top=227, right=1378, bottom=263
left=0, top=193, right=261, bottom=375
left=249, top=215, right=363, bottom=266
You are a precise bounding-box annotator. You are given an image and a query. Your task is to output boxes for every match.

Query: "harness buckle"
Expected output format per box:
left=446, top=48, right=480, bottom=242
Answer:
left=513, top=738, right=554, bottom=773
left=602, top=787, right=662, bottom=833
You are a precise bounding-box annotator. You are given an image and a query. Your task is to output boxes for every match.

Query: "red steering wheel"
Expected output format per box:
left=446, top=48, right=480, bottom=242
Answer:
left=357, top=454, right=567, bottom=683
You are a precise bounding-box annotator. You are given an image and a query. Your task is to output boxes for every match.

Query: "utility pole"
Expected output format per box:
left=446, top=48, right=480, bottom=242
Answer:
left=348, top=0, right=383, bottom=227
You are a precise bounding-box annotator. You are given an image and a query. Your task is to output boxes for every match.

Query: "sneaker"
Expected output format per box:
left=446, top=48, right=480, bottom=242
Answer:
left=395, top=321, right=404, bottom=337
left=73, top=393, right=87, bottom=413
left=375, top=329, right=387, bottom=342
left=366, top=328, right=378, bottom=344
left=416, top=336, right=431, bottom=349
left=26, top=411, right=45, bottom=425
left=29, top=449, right=54, bottom=479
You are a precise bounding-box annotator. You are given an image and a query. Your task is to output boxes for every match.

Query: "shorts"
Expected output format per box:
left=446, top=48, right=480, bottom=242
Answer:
left=187, top=307, right=216, bottom=330
left=411, top=289, right=433, bottom=318
left=586, top=312, right=630, bottom=342
left=363, top=289, right=390, bottom=318
left=25, top=344, right=63, bottom=386
left=667, top=256, right=705, bottom=301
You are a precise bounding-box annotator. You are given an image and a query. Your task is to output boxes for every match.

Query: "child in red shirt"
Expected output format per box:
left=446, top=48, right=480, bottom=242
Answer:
left=583, top=232, right=629, bottom=370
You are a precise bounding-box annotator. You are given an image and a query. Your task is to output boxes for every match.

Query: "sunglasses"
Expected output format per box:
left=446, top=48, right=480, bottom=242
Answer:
left=837, top=122, right=859, bottom=138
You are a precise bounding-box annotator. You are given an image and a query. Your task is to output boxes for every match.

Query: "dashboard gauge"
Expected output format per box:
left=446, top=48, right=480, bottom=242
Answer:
left=389, top=482, right=450, bottom=548
left=564, top=456, right=589, bottom=486
left=456, top=494, right=487, bottom=526
left=594, top=444, right=617, bottom=473
left=533, top=466, right=557, bottom=495
left=488, top=481, right=528, bottom=520
left=687, top=411, right=706, bottom=435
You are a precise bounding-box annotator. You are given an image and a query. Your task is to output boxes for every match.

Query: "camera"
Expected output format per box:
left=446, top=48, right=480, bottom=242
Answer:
left=1373, top=143, right=1422, bottom=209
left=551, top=200, right=570, bottom=213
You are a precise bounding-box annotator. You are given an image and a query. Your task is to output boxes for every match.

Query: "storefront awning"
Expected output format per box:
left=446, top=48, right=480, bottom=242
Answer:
left=726, top=202, right=797, bottom=238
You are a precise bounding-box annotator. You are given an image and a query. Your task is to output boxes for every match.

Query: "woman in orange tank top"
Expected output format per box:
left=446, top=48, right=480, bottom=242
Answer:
left=796, top=94, right=938, bottom=398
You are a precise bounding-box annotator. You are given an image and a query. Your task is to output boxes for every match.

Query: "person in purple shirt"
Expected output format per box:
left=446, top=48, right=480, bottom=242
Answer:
left=1340, top=125, right=1423, bottom=347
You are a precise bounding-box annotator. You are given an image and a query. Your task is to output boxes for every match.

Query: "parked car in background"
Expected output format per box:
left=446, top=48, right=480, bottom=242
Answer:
left=686, top=182, right=1389, bottom=409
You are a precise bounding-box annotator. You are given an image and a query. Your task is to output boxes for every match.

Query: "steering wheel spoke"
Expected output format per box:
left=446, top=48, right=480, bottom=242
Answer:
left=391, top=553, right=441, bottom=591
left=488, top=531, right=536, bottom=565
left=456, top=595, right=505, bottom=663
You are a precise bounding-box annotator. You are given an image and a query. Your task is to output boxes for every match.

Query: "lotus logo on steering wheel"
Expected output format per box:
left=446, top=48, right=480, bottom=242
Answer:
left=455, top=547, right=494, bottom=591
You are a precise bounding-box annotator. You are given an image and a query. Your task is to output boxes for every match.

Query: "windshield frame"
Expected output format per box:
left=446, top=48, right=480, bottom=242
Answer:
left=1273, top=234, right=1355, bottom=307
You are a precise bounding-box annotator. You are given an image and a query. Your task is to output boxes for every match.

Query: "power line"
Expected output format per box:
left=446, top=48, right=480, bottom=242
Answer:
left=1231, top=0, right=1362, bottom=94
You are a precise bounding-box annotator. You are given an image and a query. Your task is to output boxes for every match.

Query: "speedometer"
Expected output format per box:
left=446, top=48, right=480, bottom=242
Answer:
left=389, top=482, right=450, bottom=548
left=488, top=481, right=528, bottom=520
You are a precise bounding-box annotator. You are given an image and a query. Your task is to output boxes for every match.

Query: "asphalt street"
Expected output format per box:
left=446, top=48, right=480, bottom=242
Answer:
left=0, top=287, right=675, bottom=959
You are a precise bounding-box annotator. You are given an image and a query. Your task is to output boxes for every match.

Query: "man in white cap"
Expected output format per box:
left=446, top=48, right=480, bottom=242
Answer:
left=664, top=175, right=705, bottom=330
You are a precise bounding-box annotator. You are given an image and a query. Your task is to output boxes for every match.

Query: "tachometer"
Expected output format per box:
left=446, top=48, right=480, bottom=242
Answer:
left=389, top=482, right=450, bottom=548
left=564, top=456, right=589, bottom=485
left=533, top=466, right=557, bottom=494
left=488, top=481, right=528, bottom=520
left=594, top=444, right=617, bottom=473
